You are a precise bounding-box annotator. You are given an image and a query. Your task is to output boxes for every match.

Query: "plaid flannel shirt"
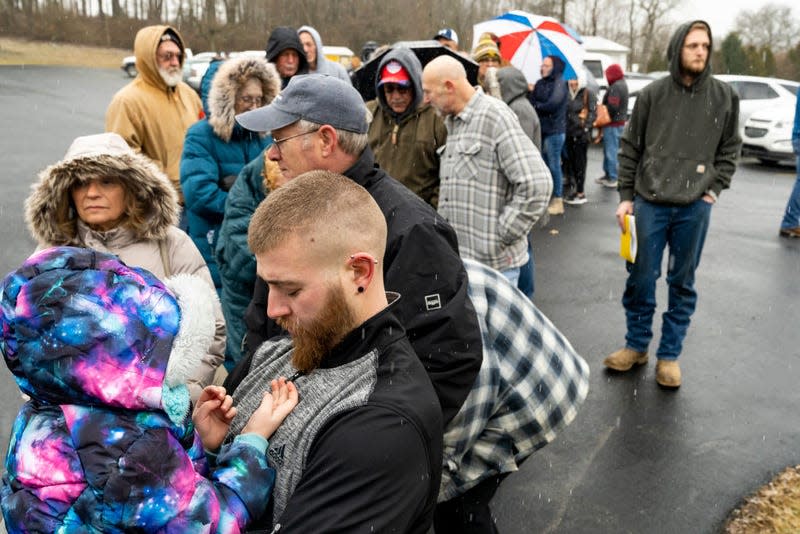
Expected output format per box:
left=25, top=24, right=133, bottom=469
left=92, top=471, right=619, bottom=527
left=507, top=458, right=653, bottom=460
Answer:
left=438, top=88, right=552, bottom=271
left=439, top=259, right=590, bottom=501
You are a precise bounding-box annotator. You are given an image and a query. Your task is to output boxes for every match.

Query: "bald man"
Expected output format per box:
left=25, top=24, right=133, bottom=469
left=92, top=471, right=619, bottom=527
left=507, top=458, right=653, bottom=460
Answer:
left=422, top=56, right=551, bottom=287
left=226, top=170, right=443, bottom=532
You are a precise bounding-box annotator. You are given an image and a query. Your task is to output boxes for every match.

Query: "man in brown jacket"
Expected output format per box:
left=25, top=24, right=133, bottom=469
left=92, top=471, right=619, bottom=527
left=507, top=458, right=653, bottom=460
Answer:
left=366, top=48, right=446, bottom=208
left=106, top=25, right=202, bottom=215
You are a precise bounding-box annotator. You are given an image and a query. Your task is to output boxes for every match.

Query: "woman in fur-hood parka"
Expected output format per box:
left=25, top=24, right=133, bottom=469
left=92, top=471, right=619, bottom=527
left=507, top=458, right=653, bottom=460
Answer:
left=180, top=56, right=279, bottom=290
left=25, top=132, right=226, bottom=400
left=0, top=246, right=276, bottom=533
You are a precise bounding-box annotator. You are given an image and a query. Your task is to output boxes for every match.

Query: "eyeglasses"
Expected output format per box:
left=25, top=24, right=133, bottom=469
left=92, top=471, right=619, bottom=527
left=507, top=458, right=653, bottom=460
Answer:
left=238, top=95, right=265, bottom=106
left=157, top=51, right=182, bottom=63
left=383, top=83, right=411, bottom=95
left=271, top=127, right=320, bottom=156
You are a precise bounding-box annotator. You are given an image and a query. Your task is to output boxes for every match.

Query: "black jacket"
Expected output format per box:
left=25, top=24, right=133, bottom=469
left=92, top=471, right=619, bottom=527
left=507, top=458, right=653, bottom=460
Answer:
left=529, top=56, right=568, bottom=137
left=603, top=70, right=628, bottom=126
left=566, top=86, right=596, bottom=140
left=235, top=304, right=443, bottom=532
left=229, top=147, right=483, bottom=425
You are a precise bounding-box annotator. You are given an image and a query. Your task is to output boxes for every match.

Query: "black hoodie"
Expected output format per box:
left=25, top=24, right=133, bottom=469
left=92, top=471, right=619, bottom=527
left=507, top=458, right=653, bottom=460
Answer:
left=618, top=20, right=741, bottom=204
left=529, top=56, right=568, bottom=137
left=265, top=26, right=309, bottom=88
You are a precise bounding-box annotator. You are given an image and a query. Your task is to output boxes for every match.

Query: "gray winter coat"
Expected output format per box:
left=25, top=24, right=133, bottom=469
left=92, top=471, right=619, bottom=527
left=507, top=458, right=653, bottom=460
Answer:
left=297, top=25, right=351, bottom=83
left=498, top=66, right=541, bottom=151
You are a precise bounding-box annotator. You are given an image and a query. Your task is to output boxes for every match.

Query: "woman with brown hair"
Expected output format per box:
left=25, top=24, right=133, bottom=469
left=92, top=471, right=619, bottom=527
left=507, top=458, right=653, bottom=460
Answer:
left=24, top=132, right=225, bottom=400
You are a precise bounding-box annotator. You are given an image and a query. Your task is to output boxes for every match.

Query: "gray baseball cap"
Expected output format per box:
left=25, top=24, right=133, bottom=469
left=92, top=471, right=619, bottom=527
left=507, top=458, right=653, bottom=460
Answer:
left=236, top=74, right=368, bottom=134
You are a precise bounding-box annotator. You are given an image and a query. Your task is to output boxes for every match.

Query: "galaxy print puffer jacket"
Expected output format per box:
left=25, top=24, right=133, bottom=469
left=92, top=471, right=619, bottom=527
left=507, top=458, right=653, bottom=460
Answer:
left=0, top=247, right=274, bottom=533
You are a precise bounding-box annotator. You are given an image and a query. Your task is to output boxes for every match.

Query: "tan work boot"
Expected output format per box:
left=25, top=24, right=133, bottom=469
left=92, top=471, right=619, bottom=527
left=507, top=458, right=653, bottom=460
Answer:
left=603, top=348, right=648, bottom=371
left=656, top=360, right=681, bottom=388
left=547, top=197, right=564, bottom=215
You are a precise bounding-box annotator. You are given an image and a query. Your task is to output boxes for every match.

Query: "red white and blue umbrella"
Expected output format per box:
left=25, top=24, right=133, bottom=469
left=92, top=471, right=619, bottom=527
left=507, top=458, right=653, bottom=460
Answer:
left=472, top=11, right=584, bottom=84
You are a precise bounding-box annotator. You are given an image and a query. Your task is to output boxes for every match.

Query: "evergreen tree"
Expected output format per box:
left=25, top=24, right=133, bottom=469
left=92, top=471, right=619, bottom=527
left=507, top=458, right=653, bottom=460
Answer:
left=720, top=32, right=747, bottom=74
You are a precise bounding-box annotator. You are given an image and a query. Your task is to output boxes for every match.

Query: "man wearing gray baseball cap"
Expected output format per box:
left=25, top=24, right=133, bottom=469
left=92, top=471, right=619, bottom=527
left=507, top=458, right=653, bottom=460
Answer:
left=236, top=74, right=367, bottom=134
left=224, top=73, right=483, bottom=530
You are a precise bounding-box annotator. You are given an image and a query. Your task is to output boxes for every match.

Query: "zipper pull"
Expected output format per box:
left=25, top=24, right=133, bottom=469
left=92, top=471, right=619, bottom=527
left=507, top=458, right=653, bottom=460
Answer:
left=392, top=124, right=399, bottom=145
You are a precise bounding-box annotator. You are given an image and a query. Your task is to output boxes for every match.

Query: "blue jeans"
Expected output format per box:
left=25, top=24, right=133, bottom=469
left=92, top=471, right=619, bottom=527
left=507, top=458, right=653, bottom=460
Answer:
left=542, top=133, right=566, bottom=198
left=780, top=157, right=800, bottom=229
left=501, top=267, right=521, bottom=286
left=602, top=125, right=623, bottom=180
left=622, top=197, right=712, bottom=361
left=517, top=239, right=535, bottom=299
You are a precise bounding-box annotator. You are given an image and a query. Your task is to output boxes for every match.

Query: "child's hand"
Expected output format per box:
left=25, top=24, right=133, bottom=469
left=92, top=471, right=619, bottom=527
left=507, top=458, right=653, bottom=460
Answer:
left=241, top=378, right=299, bottom=439
left=193, top=385, right=237, bottom=451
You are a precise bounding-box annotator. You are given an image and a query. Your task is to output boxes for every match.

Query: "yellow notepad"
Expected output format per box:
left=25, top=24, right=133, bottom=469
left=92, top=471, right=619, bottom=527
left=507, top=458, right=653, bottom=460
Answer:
left=620, top=214, right=637, bottom=263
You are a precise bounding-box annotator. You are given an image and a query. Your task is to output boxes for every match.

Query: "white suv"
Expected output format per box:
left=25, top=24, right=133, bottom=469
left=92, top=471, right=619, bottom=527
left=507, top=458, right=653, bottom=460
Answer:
left=714, top=75, right=798, bottom=138
left=742, top=104, right=797, bottom=165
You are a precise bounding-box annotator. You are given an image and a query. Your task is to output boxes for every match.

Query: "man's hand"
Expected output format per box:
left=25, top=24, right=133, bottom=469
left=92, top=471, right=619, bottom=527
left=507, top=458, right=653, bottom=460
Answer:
left=241, top=378, right=299, bottom=439
left=615, top=200, right=634, bottom=232
left=701, top=193, right=716, bottom=204
left=193, top=385, right=237, bottom=451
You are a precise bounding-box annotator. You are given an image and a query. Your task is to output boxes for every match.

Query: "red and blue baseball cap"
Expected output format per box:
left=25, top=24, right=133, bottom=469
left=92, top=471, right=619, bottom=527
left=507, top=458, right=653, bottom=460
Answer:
left=378, top=61, right=411, bottom=86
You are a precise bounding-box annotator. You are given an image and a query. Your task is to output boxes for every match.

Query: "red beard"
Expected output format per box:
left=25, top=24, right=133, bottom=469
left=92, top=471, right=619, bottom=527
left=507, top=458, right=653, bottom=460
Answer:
left=276, top=282, right=357, bottom=373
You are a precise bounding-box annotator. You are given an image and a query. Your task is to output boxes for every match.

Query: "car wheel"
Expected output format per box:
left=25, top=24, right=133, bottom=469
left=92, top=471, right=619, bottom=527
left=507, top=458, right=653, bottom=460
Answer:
left=124, top=64, right=138, bottom=78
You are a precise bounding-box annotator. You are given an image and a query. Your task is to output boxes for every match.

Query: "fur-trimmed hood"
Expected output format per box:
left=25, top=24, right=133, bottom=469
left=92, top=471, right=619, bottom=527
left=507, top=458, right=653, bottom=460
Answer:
left=25, top=133, right=179, bottom=246
left=208, top=56, right=280, bottom=142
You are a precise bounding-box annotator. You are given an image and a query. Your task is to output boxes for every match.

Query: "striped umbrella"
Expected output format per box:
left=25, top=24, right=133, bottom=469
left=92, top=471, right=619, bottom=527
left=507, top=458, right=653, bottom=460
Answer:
left=472, top=11, right=585, bottom=84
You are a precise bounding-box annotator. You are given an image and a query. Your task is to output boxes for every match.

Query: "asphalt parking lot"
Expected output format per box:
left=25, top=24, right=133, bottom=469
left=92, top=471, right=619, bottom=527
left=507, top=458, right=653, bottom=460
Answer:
left=1, top=65, right=799, bottom=533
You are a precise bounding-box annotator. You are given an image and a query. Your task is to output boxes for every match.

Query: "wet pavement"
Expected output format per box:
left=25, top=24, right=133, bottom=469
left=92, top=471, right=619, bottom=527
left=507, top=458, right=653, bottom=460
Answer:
left=495, top=149, right=800, bottom=533
left=1, top=65, right=799, bottom=533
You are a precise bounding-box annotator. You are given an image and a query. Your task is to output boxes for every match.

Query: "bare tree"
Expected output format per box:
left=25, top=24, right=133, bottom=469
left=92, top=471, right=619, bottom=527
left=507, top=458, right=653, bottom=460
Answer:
left=734, top=3, right=798, bottom=52
left=636, top=0, right=681, bottom=69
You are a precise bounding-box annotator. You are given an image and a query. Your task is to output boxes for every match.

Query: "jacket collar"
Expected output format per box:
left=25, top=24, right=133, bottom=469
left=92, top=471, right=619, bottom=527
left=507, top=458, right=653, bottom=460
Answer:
left=77, top=220, right=139, bottom=248
left=343, top=146, right=382, bottom=189
left=320, top=293, right=403, bottom=369
left=448, top=86, right=484, bottom=127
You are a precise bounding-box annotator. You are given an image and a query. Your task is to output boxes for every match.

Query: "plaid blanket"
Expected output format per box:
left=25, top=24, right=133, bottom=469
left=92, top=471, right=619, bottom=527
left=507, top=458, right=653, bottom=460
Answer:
left=440, top=259, right=590, bottom=500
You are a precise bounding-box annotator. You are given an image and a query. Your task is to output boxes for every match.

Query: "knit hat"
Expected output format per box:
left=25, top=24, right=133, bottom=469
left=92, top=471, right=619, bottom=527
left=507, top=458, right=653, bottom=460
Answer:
left=0, top=246, right=216, bottom=423
left=472, top=33, right=501, bottom=62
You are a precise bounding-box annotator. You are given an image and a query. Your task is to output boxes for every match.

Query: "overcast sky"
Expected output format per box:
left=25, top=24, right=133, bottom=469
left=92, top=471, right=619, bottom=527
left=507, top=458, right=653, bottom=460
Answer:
left=670, top=0, right=796, bottom=38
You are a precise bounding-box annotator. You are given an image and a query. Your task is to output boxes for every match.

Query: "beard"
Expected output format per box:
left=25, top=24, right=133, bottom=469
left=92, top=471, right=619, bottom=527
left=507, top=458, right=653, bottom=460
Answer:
left=680, top=58, right=706, bottom=79
left=276, top=281, right=358, bottom=373
left=159, top=66, right=183, bottom=87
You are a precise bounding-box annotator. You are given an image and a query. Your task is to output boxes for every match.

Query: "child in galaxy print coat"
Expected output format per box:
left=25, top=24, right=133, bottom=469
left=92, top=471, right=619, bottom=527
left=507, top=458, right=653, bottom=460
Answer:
left=0, top=246, right=297, bottom=533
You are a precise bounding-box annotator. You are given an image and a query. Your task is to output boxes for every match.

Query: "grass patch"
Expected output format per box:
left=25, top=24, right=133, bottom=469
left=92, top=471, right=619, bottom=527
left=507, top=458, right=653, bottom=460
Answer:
left=724, top=465, right=800, bottom=533
left=0, top=37, right=130, bottom=68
